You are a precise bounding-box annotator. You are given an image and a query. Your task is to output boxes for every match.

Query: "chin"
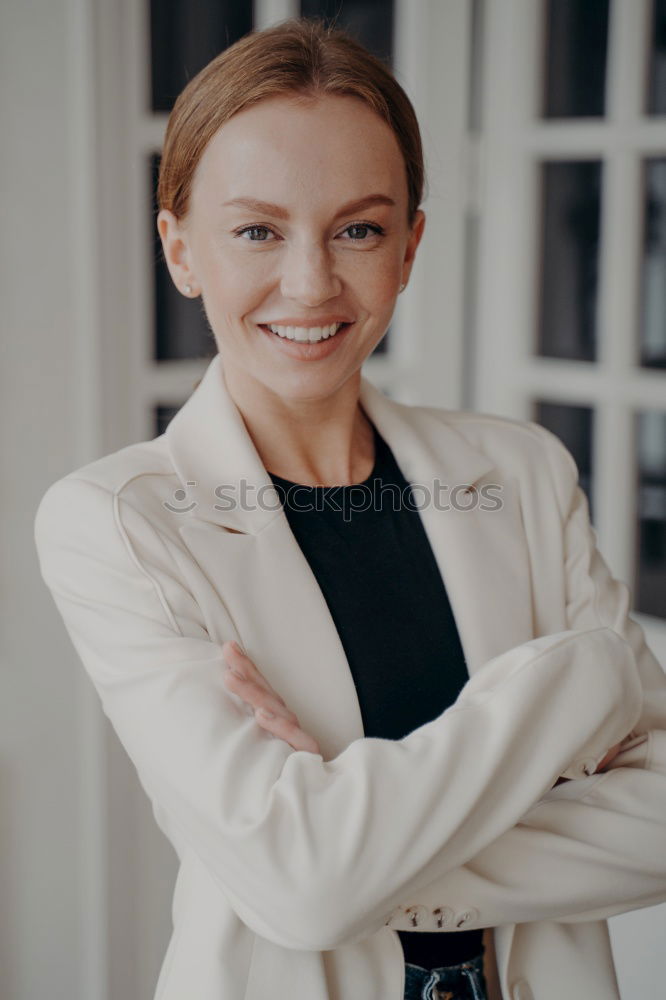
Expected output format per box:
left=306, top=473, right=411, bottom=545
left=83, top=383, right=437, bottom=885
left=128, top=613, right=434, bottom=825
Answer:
left=267, top=368, right=359, bottom=401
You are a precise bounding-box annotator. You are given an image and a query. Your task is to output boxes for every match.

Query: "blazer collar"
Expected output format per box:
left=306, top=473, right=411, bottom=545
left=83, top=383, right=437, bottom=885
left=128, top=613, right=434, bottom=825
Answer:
left=164, top=353, right=496, bottom=533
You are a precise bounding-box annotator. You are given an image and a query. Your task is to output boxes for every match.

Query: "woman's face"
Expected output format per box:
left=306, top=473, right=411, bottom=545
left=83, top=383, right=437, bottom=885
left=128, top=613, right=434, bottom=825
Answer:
left=158, top=93, right=425, bottom=404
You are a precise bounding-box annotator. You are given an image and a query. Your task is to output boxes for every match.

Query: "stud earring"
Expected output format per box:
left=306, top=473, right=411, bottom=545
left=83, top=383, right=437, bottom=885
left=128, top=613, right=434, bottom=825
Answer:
left=184, top=283, right=193, bottom=295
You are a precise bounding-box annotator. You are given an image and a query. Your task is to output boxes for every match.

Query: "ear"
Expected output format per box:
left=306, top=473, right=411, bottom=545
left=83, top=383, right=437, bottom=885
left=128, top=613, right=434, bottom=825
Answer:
left=401, top=209, right=426, bottom=286
left=156, top=209, right=199, bottom=297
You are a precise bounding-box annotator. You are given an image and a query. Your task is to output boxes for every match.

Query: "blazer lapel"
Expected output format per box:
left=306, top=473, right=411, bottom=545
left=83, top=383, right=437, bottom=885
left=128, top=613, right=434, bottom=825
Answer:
left=165, top=355, right=534, bottom=759
left=357, top=379, right=535, bottom=677
left=165, top=356, right=367, bottom=758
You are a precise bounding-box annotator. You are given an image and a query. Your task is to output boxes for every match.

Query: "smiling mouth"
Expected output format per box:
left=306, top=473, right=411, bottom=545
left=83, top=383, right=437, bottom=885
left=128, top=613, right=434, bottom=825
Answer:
left=261, top=322, right=350, bottom=343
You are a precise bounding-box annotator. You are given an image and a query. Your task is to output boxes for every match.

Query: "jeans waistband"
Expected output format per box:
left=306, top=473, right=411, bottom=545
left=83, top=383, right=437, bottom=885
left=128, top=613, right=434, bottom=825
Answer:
left=403, top=952, right=487, bottom=1000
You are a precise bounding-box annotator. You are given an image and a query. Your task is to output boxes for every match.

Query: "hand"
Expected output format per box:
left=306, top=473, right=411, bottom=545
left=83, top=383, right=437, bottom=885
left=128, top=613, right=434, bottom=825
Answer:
left=594, top=741, right=623, bottom=772
left=222, top=641, right=321, bottom=754
left=553, top=740, right=625, bottom=787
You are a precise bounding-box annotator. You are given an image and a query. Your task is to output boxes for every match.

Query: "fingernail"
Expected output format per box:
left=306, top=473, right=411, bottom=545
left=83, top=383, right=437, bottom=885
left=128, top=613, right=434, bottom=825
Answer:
left=257, top=708, right=275, bottom=720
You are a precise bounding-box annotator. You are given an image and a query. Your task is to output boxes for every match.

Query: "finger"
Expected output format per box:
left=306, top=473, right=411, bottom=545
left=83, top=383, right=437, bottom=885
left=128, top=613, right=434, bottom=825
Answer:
left=222, top=641, right=286, bottom=703
left=225, top=670, right=320, bottom=753
left=222, top=640, right=256, bottom=679
left=222, top=665, right=318, bottom=752
left=255, top=708, right=321, bottom=754
left=220, top=643, right=317, bottom=751
left=594, top=742, right=623, bottom=773
left=223, top=668, right=293, bottom=720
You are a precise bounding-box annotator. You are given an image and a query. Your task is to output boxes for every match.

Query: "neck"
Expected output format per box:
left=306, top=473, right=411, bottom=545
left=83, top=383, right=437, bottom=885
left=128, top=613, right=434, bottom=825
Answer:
left=221, top=363, right=376, bottom=487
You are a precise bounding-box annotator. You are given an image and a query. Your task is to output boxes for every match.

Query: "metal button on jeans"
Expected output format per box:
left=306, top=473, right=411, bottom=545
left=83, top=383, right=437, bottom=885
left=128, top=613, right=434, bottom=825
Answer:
left=403, top=953, right=488, bottom=1000
left=433, top=988, right=454, bottom=1000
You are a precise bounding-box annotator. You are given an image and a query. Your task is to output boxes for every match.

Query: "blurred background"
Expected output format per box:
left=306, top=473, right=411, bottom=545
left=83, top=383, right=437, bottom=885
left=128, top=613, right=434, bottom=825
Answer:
left=1, top=0, right=665, bottom=997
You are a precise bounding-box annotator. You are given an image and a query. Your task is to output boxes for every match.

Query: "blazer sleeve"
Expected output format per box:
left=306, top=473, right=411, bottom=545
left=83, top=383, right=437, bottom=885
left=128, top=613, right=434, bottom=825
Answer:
left=387, top=425, right=666, bottom=932
left=33, top=473, right=643, bottom=952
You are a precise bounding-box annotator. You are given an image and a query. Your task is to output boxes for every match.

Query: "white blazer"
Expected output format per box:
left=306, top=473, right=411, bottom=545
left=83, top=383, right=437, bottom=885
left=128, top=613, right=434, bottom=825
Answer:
left=34, top=353, right=666, bottom=1000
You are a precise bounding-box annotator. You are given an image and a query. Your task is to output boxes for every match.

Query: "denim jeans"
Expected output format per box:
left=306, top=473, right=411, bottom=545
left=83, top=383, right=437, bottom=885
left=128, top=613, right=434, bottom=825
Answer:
left=403, top=953, right=488, bottom=1000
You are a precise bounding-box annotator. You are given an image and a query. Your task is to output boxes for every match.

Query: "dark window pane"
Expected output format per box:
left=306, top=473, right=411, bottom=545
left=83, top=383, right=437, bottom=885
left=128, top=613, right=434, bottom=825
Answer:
left=635, top=410, right=666, bottom=619
left=373, top=324, right=390, bottom=355
left=639, top=159, right=666, bottom=368
left=536, top=161, right=602, bottom=362
left=299, top=0, right=393, bottom=66
left=150, top=0, right=253, bottom=113
left=648, top=0, right=666, bottom=115
left=155, top=404, right=182, bottom=437
left=151, top=154, right=217, bottom=361
left=542, top=0, right=610, bottom=118
left=533, top=400, right=594, bottom=517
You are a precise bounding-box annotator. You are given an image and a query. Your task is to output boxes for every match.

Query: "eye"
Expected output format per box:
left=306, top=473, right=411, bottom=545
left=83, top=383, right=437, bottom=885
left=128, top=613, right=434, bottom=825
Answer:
left=235, top=225, right=276, bottom=242
left=340, top=222, right=385, bottom=241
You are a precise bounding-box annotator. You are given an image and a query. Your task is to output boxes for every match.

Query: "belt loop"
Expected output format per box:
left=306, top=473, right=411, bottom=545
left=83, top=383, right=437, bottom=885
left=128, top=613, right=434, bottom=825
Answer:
left=422, top=969, right=438, bottom=1000
left=461, top=962, right=486, bottom=1000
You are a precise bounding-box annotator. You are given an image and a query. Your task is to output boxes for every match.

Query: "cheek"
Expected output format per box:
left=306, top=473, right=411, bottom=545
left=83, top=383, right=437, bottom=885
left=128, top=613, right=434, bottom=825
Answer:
left=198, top=243, right=275, bottom=299
left=350, top=256, right=401, bottom=307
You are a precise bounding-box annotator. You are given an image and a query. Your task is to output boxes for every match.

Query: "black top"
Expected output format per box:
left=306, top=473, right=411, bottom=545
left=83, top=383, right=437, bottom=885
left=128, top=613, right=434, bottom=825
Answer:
left=268, top=423, right=484, bottom=969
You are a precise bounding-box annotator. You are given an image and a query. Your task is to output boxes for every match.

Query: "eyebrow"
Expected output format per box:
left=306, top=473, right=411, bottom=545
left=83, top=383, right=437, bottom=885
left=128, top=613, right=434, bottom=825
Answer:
left=220, top=193, right=397, bottom=219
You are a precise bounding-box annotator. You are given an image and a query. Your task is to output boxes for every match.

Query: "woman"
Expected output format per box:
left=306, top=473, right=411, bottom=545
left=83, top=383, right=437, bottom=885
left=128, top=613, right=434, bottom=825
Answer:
left=34, top=18, right=666, bottom=1000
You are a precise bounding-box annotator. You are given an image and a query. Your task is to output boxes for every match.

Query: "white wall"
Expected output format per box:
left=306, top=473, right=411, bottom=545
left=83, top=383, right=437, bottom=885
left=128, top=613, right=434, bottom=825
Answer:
left=0, top=2, right=178, bottom=997
left=0, top=1, right=84, bottom=997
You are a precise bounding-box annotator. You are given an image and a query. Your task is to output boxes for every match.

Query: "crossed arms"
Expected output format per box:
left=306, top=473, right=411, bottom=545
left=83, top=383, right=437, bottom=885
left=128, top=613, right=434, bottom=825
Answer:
left=33, top=428, right=666, bottom=951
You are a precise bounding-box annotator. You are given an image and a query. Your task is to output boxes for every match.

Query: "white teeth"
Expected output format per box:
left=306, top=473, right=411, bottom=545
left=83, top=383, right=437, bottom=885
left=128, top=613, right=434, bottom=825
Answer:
left=267, top=322, right=344, bottom=342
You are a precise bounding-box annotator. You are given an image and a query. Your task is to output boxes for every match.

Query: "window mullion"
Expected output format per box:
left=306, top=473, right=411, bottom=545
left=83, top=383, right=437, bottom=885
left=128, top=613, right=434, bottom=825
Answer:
left=607, top=0, right=652, bottom=123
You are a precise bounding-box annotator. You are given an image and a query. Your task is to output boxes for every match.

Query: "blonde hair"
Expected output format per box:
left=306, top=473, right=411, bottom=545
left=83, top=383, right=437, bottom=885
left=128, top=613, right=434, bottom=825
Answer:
left=157, top=17, right=425, bottom=226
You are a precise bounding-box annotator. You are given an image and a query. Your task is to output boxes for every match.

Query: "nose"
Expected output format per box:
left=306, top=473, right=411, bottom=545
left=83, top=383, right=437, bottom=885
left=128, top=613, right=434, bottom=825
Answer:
left=279, top=241, right=342, bottom=306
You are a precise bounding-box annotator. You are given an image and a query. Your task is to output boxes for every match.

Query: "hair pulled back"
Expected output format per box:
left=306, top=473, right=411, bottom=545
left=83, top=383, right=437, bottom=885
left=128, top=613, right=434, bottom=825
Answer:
left=157, top=17, right=425, bottom=227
